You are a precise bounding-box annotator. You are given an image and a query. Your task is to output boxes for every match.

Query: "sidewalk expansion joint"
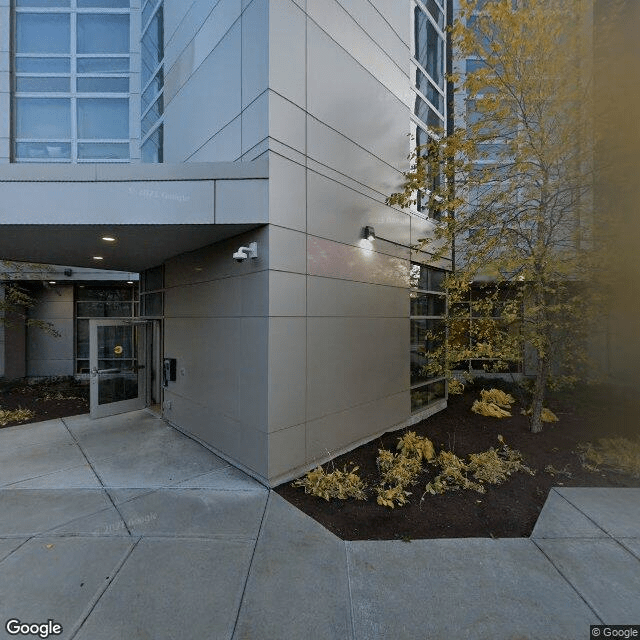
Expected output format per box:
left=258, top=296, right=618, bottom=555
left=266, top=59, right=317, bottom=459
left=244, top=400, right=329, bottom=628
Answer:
left=61, top=417, right=132, bottom=535
left=230, top=489, right=271, bottom=639
left=68, top=536, right=142, bottom=640
left=531, top=538, right=604, bottom=625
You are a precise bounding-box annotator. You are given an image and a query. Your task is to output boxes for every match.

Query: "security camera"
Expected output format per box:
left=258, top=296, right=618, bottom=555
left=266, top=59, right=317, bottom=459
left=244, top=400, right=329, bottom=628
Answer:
left=232, top=242, right=258, bottom=263
left=233, top=248, right=248, bottom=262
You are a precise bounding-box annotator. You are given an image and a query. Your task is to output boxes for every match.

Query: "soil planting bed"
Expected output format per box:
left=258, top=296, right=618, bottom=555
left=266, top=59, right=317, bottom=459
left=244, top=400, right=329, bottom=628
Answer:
left=276, top=382, right=640, bottom=540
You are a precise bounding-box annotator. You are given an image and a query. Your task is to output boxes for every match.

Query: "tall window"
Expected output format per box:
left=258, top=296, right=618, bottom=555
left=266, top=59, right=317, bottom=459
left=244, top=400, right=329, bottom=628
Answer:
left=411, top=0, right=446, bottom=220
left=140, top=0, right=163, bottom=163
left=410, top=263, right=447, bottom=412
left=13, top=0, right=131, bottom=162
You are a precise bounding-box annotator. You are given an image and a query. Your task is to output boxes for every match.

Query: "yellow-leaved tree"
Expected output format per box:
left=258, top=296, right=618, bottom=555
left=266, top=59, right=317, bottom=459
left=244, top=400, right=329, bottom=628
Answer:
left=389, top=0, right=616, bottom=433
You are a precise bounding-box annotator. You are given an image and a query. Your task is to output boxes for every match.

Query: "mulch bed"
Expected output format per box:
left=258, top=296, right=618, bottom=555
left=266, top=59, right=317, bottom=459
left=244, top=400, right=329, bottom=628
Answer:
left=0, top=378, right=89, bottom=427
left=276, top=381, right=640, bottom=540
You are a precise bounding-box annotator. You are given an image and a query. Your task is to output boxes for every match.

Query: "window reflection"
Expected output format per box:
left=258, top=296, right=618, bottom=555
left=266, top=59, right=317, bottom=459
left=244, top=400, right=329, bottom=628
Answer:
left=13, top=5, right=131, bottom=162
left=77, top=15, right=130, bottom=54
left=77, top=98, right=129, bottom=139
left=17, top=14, right=70, bottom=53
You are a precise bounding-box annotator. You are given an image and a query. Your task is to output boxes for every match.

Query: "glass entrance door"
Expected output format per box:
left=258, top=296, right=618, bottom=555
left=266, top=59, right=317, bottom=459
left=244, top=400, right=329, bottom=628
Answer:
left=89, top=319, right=146, bottom=418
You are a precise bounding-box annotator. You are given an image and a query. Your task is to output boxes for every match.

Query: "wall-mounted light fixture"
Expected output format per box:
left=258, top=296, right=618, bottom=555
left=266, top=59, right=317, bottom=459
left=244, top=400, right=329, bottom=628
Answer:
left=363, top=225, right=376, bottom=241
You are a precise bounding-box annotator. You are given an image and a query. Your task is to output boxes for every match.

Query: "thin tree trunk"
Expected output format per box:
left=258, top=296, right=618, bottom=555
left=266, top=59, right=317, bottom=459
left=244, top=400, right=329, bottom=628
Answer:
left=530, top=354, right=549, bottom=433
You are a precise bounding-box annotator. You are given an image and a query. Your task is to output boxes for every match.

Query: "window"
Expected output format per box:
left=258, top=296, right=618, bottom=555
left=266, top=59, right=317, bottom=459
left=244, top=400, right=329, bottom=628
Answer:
left=411, top=1, right=446, bottom=221
left=13, top=2, right=131, bottom=163
left=75, top=284, right=138, bottom=375
left=140, top=0, right=164, bottom=162
left=140, top=265, right=163, bottom=317
left=409, top=263, right=447, bottom=412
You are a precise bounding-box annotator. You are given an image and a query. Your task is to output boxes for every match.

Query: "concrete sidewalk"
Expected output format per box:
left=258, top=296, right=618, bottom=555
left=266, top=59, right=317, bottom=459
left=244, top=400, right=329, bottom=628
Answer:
left=0, top=411, right=638, bottom=640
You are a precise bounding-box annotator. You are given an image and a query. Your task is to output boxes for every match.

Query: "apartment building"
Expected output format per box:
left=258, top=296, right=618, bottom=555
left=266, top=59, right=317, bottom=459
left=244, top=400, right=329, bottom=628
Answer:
left=0, top=0, right=451, bottom=485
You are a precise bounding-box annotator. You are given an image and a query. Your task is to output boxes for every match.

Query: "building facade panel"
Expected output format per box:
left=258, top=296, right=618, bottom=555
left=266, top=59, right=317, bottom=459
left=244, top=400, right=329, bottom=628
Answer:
left=1, top=0, right=453, bottom=485
left=164, top=21, right=242, bottom=162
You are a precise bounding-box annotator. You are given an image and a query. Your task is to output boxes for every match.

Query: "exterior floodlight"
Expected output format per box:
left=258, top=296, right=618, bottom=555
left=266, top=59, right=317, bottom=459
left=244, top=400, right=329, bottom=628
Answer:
left=363, top=226, right=375, bottom=241
left=233, top=242, right=258, bottom=263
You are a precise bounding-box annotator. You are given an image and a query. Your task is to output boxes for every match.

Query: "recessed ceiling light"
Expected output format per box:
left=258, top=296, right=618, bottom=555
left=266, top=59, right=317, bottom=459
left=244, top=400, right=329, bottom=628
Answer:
left=93, top=256, right=104, bottom=261
left=127, top=281, right=134, bottom=284
left=48, top=281, right=56, bottom=285
left=102, top=236, right=116, bottom=242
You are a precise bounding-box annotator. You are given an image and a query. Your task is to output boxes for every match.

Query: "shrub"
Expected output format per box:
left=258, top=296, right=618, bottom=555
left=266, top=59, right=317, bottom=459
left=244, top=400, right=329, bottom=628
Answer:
left=0, top=407, right=35, bottom=427
left=471, top=400, right=512, bottom=418
left=292, top=465, right=368, bottom=501
left=480, top=388, right=515, bottom=408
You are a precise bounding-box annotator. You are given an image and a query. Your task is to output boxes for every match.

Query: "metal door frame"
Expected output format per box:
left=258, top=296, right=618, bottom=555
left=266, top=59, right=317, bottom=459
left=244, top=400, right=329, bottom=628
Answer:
left=89, top=318, right=147, bottom=419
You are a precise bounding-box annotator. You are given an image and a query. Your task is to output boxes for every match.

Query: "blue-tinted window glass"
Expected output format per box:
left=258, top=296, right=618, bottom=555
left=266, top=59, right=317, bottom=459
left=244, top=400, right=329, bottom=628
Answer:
left=77, top=98, right=129, bottom=138
left=15, top=141, right=71, bottom=159
left=77, top=14, right=130, bottom=53
left=141, top=94, right=163, bottom=136
left=16, top=77, right=70, bottom=92
left=414, top=7, right=444, bottom=89
left=77, top=77, right=129, bottom=92
left=15, top=57, right=70, bottom=73
left=16, top=0, right=69, bottom=6
left=426, top=0, right=444, bottom=30
left=17, top=14, right=70, bottom=54
left=141, top=124, right=163, bottom=163
left=141, top=67, right=163, bottom=110
left=77, top=57, right=129, bottom=73
left=142, top=0, right=159, bottom=27
left=414, top=94, right=443, bottom=130
left=15, top=98, right=71, bottom=137
left=141, top=7, right=163, bottom=77
left=415, top=67, right=444, bottom=114
left=78, top=0, right=129, bottom=7
left=77, top=142, right=129, bottom=159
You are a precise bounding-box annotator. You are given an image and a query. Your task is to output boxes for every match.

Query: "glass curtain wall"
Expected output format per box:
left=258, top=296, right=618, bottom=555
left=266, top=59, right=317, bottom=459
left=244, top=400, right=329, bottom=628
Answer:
left=140, top=0, right=163, bottom=162
left=13, top=0, right=131, bottom=162
left=409, top=263, right=447, bottom=412
left=411, top=0, right=447, bottom=220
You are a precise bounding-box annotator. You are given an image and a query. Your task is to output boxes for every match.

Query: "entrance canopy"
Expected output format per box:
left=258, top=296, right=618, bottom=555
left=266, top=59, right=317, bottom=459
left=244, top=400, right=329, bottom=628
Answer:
left=0, top=160, right=268, bottom=272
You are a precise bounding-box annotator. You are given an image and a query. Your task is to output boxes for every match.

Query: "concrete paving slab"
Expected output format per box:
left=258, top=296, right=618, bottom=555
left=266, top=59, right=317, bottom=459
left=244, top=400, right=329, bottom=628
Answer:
left=531, top=489, right=608, bottom=539
left=0, top=538, right=27, bottom=563
left=536, top=538, right=640, bottom=624
left=174, top=464, right=266, bottom=491
left=233, top=493, right=352, bottom=640
left=48, top=507, right=130, bottom=537
left=3, top=463, right=101, bottom=489
left=115, top=488, right=268, bottom=539
left=347, top=538, right=599, bottom=640
left=0, top=441, right=88, bottom=486
left=0, top=489, right=114, bottom=536
left=618, top=538, right=640, bottom=561
left=63, top=410, right=156, bottom=438
left=74, top=537, right=254, bottom=640
left=87, top=435, right=230, bottom=488
left=0, top=419, right=72, bottom=453
left=556, top=488, right=640, bottom=538
left=63, top=411, right=179, bottom=461
left=0, top=536, right=134, bottom=640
